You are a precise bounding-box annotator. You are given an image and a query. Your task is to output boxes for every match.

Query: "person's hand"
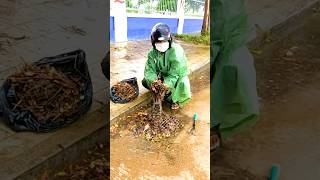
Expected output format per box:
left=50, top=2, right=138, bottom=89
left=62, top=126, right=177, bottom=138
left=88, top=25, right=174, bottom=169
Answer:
left=151, top=82, right=156, bottom=92
left=151, top=80, right=160, bottom=93
left=159, top=83, right=168, bottom=98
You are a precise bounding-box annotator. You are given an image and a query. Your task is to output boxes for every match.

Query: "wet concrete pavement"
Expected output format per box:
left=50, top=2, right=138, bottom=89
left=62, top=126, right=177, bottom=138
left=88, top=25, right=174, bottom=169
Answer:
left=110, top=66, right=210, bottom=179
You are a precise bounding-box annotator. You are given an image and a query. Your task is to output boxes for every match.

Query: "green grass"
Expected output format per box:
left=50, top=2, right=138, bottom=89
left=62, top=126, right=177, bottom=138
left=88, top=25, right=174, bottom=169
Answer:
left=173, top=32, right=210, bottom=46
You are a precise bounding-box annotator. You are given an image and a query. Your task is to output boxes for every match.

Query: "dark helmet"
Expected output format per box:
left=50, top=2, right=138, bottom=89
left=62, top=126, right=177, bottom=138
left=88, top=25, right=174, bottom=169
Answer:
left=150, top=23, right=173, bottom=49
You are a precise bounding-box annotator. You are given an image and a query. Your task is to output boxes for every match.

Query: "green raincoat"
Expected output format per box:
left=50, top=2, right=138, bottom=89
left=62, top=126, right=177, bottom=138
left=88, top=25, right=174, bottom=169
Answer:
left=143, top=42, right=191, bottom=104
left=211, top=0, right=259, bottom=138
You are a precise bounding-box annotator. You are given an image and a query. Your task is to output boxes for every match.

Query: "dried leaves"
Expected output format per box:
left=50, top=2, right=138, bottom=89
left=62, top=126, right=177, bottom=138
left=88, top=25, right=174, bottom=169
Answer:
left=113, top=82, right=136, bottom=102
left=129, top=111, right=181, bottom=142
left=8, top=64, right=85, bottom=124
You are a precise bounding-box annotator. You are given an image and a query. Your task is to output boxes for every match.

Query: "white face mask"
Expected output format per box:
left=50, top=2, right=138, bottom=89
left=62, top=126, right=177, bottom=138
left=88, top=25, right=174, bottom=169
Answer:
left=155, top=42, right=169, bottom=52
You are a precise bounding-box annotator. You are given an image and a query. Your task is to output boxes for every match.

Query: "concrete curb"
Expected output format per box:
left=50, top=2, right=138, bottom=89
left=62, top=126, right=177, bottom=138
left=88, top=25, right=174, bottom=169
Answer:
left=249, top=0, right=320, bottom=47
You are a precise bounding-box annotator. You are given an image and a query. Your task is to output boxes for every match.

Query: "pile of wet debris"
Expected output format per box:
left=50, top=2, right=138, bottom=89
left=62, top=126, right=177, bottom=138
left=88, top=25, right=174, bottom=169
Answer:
left=110, top=77, right=139, bottom=104
left=128, top=80, right=182, bottom=141
left=0, top=50, right=93, bottom=132
left=128, top=111, right=182, bottom=141
left=7, top=64, right=84, bottom=124
left=113, top=82, right=136, bottom=102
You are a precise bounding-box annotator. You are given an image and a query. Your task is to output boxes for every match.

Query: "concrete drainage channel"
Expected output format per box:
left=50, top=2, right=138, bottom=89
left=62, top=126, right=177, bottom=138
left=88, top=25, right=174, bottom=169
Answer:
left=5, top=1, right=320, bottom=179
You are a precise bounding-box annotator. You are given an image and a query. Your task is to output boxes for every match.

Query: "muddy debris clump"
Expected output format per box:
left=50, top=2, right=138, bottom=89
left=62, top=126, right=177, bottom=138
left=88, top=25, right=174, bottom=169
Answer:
left=8, top=64, right=85, bottom=124
left=129, top=80, right=182, bottom=141
left=113, top=82, right=136, bottom=102
left=129, top=111, right=182, bottom=141
left=151, top=80, right=167, bottom=103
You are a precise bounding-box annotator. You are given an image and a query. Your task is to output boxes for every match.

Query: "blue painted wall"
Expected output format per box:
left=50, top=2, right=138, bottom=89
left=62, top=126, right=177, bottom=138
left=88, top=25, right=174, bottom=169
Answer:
left=110, top=16, right=203, bottom=42
left=110, top=16, right=115, bottom=42
left=183, top=19, right=203, bottom=34
left=127, top=17, right=178, bottom=41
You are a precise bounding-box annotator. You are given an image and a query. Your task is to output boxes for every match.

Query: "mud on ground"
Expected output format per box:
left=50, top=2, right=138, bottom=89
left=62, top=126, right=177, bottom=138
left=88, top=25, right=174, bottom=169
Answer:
left=253, top=10, right=320, bottom=104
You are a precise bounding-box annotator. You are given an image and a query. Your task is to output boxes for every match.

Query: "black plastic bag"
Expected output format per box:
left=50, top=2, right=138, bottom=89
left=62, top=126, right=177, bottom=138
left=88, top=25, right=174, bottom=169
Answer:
left=110, top=77, right=139, bottom=104
left=0, top=49, right=93, bottom=132
left=101, top=51, right=110, bottom=80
